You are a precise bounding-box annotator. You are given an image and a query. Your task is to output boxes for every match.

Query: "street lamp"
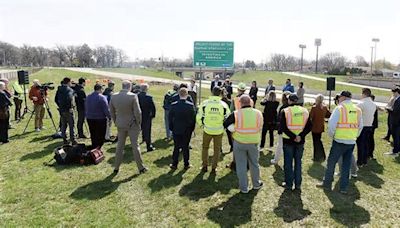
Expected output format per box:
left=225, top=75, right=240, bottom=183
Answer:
left=299, top=44, right=306, bottom=72
left=314, top=39, right=321, bottom=74
left=372, top=38, right=380, bottom=69
left=370, top=46, right=374, bottom=76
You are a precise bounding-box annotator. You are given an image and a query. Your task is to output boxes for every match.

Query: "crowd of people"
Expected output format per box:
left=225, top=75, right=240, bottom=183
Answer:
left=1, top=74, right=400, bottom=195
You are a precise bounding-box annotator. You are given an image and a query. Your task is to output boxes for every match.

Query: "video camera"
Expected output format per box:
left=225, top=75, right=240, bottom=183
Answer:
left=38, top=82, right=55, bottom=91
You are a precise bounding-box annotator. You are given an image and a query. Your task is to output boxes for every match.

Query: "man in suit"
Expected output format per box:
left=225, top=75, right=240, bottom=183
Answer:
left=74, top=77, right=87, bottom=138
left=264, top=79, right=276, bottom=95
left=110, top=80, right=148, bottom=174
left=386, top=87, right=400, bottom=156
left=169, top=88, right=196, bottom=170
left=211, top=75, right=222, bottom=92
left=138, top=83, right=156, bottom=152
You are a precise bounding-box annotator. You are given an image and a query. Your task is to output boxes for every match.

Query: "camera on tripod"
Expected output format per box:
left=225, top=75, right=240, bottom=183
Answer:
left=38, top=82, right=55, bottom=91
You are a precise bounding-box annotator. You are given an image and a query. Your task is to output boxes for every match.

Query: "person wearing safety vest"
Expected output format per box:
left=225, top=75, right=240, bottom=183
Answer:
left=226, top=82, right=254, bottom=170
left=197, top=86, right=230, bottom=173
left=12, top=81, right=24, bottom=121
left=279, top=94, right=312, bottom=191
left=317, top=91, right=363, bottom=194
left=224, top=95, right=263, bottom=193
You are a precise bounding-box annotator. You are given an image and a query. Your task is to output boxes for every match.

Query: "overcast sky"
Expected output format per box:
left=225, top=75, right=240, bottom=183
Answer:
left=1, top=0, right=399, bottom=63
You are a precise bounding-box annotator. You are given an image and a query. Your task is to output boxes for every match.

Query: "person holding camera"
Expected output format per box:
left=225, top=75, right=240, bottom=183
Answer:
left=55, top=77, right=76, bottom=145
left=29, top=79, right=47, bottom=132
left=74, top=77, right=87, bottom=138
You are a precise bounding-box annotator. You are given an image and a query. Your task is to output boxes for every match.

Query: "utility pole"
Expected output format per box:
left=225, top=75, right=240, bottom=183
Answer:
left=315, top=39, right=321, bottom=74
left=299, top=44, right=306, bottom=72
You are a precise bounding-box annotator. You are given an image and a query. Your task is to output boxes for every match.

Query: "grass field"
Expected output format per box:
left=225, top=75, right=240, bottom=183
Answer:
left=231, top=71, right=392, bottom=98
left=1, top=68, right=400, bottom=226
left=98, top=68, right=182, bottom=80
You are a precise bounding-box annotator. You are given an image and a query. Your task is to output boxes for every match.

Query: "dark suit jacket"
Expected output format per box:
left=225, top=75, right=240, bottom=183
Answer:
left=265, top=85, right=276, bottom=95
left=211, top=80, right=222, bottom=91
left=391, top=97, right=400, bottom=127
left=169, top=99, right=195, bottom=135
left=138, top=92, right=156, bottom=120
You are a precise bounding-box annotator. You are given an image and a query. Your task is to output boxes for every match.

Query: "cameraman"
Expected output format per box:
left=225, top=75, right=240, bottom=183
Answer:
left=29, top=79, right=47, bottom=132
left=55, top=77, right=76, bottom=145
left=74, top=77, right=87, bottom=138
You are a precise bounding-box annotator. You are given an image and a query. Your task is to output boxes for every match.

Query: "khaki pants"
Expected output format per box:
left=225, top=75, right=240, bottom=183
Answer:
left=202, top=132, right=223, bottom=169
left=114, top=127, right=145, bottom=172
left=34, top=104, right=45, bottom=129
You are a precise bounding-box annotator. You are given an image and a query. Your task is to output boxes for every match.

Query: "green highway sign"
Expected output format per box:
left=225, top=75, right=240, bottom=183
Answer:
left=193, top=41, right=234, bottom=68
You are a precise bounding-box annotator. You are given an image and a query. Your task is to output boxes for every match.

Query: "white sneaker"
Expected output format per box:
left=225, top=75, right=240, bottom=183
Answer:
left=240, top=189, right=249, bottom=194
left=270, top=159, right=277, bottom=165
left=351, top=174, right=358, bottom=178
left=259, top=147, right=264, bottom=152
left=385, top=152, right=399, bottom=157
left=35, top=128, right=41, bottom=132
left=40, top=126, right=46, bottom=130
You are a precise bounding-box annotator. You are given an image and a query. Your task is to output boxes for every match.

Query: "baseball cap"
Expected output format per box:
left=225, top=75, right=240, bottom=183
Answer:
left=288, top=93, right=299, bottom=102
left=237, top=82, right=246, bottom=91
left=108, top=80, right=115, bottom=86
left=392, top=87, right=400, bottom=93
left=339, top=91, right=352, bottom=98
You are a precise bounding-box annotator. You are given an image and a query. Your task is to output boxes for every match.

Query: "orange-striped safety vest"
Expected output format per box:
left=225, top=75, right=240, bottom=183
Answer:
left=335, top=102, right=361, bottom=140
left=232, top=108, right=263, bottom=144
left=282, top=106, right=309, bottom=139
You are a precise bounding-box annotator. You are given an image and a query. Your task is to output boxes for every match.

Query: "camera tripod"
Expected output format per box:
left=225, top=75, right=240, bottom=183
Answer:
left=20, top=83, right=32, bottom=120
left=22, top=90, right=58, bottom=134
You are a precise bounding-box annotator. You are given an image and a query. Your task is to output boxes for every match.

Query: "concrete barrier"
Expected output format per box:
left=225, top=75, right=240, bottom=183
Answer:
left=0, top=70, right=18, bottom=80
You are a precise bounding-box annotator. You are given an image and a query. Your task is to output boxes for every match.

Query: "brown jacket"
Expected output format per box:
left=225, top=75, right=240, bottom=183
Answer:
left=109, top=90, right=142, bottom=130
left=309, top=104, right=331, bottom=133
left=29, top=86, right=47, bottom=105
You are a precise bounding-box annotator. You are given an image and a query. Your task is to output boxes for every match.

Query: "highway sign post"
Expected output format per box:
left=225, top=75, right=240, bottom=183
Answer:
left=193, top=41, right=234, bottom=104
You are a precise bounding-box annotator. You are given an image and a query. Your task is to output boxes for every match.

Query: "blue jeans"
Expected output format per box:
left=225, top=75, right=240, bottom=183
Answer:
left=392, top=125, right=400, bottom=154
left=164, top=109, right=172, bottom=138
left=283, top=144, right=304, bottom=189
left=323, top=141, right=355, bottom=192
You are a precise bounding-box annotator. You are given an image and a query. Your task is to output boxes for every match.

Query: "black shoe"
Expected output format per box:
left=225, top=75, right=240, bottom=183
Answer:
left=113, top=169, right=119, bottom=174
left=147, top=145, right=155, bottom=152
left=71, top=140, right=78, bottom=145
left=78, top=135, right=87, bottom=139
left=63, top=140, right=69, bottom=145
left=200, top=166, right=208, bottom=172
left=139, top=167, right=148, bottom=174
left=169, top=164, right=177, bottom=170
left=184, top=164, right=192, bottom=170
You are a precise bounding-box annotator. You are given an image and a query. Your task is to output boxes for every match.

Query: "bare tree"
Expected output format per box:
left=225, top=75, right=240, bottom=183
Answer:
left=355, top=56, right=369, bottom=67
left=319, top=52, right=347, bottom=71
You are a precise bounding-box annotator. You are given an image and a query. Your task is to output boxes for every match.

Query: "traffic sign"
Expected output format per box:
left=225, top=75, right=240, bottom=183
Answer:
left=193, top=41, right=234, bottom=68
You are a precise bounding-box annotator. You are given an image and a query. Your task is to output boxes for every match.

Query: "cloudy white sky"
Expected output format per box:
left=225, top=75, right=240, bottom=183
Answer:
left=1, top=0, right=399, bottom=64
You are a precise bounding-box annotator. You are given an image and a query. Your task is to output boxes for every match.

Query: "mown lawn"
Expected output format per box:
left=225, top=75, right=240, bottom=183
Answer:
left=231, top=71, right=392, bottom=98
left=1, top=69, right=399, bottom=226
left=98, top=68, right=181, bottom=80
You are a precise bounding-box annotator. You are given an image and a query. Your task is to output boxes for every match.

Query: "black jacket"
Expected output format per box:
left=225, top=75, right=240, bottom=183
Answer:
left=278, top=104, right=312, bottom=145
left=73, top=84, right=86, bottom=111
left=171, top=93, right=193, bottom=104
left=138, top=92, right=156, bottom=120
left=249, top=87, right=258, bottom=101
left=169, top=99, right=195, bottom=135
left=391, top=97, right=400, bottom=127
left=103, top=88, right=113, bottom=103
left=223, top=83, right=233, bottom=99
left=55, top=85, right=74, bottom=112
left=260, top=100, right=279, bottom=124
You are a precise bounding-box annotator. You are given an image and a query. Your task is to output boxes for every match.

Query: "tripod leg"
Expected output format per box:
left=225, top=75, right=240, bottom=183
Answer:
left=22, top=111, right=35, bottom=134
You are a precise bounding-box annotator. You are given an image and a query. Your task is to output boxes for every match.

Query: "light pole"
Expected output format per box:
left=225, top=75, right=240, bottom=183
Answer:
left=314, top=39, right=321, bottom=73
left=299, top=44, right=306, bottom=72
left=372, top=38, right=380, bottom=69
left=370, top=46, right=374, bottom=75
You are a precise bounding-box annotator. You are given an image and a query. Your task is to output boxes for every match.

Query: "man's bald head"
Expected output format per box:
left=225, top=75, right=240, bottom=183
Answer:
left=239, top=94, right=251, bottom=108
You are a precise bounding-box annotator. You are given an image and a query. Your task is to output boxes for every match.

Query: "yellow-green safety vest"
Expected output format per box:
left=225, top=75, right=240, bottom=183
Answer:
left=197, top=96, right=230, bottom=135
left=334, top=102, right=361, bottom=141
left=232, top=107, right=263, bottom=144
left=282, top=106, right=309, bottom=139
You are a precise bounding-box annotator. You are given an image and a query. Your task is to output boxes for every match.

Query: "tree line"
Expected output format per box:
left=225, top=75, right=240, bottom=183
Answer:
left=0, top=41, right=128, bottom=68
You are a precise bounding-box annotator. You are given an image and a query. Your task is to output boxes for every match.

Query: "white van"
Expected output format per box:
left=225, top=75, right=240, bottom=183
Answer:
left=393, top=72, right=400, bottom=78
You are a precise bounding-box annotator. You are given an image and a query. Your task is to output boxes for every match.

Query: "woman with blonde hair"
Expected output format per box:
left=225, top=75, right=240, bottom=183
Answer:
left=309, top=94, right=331, bottom=161
left=271, top=91, right=291, bottom=165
